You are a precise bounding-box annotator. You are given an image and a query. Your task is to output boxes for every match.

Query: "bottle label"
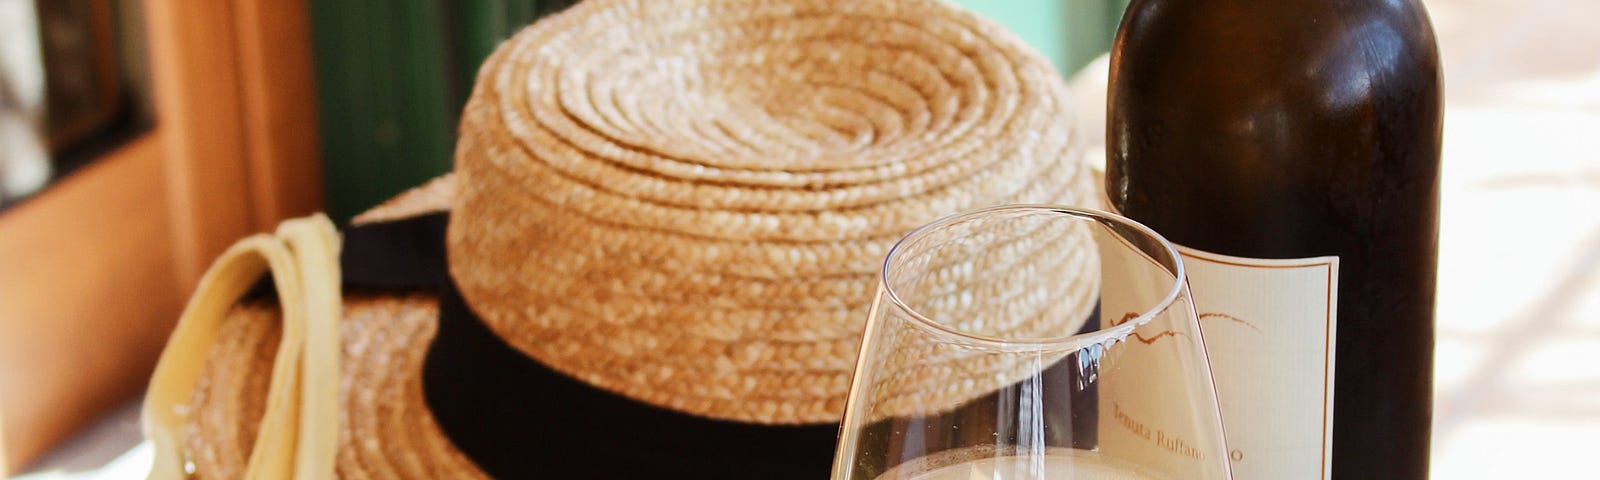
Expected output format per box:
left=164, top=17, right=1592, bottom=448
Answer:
left=1177, top=245, right=1338, bottom=480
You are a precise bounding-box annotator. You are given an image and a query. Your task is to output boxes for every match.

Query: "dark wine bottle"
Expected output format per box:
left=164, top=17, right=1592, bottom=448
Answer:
left=1106, top=1, right=1441, bottom=479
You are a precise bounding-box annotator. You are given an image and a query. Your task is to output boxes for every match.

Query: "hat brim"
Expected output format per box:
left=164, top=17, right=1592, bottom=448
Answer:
left=182, top=175, right=489, bottom=478
left=184, top=292, right=489, bottom=479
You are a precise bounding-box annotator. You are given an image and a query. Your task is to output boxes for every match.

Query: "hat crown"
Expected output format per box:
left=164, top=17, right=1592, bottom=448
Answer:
left=447, top=0, right=1097, bottom=424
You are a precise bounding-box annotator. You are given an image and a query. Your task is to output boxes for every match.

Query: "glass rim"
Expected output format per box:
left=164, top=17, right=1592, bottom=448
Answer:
left=880, top=204, right=1187, bottom=350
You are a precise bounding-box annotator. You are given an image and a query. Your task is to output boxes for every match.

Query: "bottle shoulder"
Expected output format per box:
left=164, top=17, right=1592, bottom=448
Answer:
left=1108, top=0, right=1443, bottom=144
left=1106, top=0, right=1444, bottom=254
left=1115, top=0, right=1441, bottom=75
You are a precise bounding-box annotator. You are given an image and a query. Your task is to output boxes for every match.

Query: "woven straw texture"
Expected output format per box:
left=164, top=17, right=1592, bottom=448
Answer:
left=448, top=0, right=1094, bottom=425
left=183, top=293, right=488, bottom=479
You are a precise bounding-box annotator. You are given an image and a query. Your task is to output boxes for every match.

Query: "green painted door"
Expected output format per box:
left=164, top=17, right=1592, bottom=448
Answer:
left=309, top=1, right=575, bottom=221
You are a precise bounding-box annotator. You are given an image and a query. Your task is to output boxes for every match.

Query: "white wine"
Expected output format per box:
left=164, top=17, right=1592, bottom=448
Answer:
left=893, top=450, right=1166, bottom=480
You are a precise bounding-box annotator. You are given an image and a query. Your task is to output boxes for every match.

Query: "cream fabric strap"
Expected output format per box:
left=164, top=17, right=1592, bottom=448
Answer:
left=143, top=215, right=342, bottom=479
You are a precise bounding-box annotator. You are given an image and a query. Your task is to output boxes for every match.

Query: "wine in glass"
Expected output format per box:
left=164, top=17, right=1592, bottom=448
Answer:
left=832, top=205, right=1232, bottom=480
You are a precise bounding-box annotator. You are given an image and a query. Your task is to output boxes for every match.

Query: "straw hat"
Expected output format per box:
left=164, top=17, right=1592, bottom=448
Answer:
left=145, top=0, right=1100, bottom=476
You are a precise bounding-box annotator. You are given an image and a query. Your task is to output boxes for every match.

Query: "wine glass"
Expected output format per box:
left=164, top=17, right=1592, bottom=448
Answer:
left=832, top=205, right=1231, bottom=480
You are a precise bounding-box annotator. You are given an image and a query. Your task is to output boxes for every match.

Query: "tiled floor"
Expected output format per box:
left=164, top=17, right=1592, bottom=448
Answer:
left=12, top=1, right=1600, bottom=478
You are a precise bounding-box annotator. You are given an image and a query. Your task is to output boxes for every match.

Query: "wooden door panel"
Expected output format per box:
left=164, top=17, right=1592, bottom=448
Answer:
left=144, top=0, right=255, bottom=289
left=0, top=0, right=320, bottom=471
left=235, top=0, right=322, bottom=226
left=0, top=135, right=181, bottom=470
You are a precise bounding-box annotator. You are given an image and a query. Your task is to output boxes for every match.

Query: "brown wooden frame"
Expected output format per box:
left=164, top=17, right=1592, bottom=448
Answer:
left=0, top=0, right=320, bottom=471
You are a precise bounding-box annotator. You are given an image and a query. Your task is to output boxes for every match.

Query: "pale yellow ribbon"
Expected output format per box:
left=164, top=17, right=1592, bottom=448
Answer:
left=143, top=214, right=342, bottom=479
